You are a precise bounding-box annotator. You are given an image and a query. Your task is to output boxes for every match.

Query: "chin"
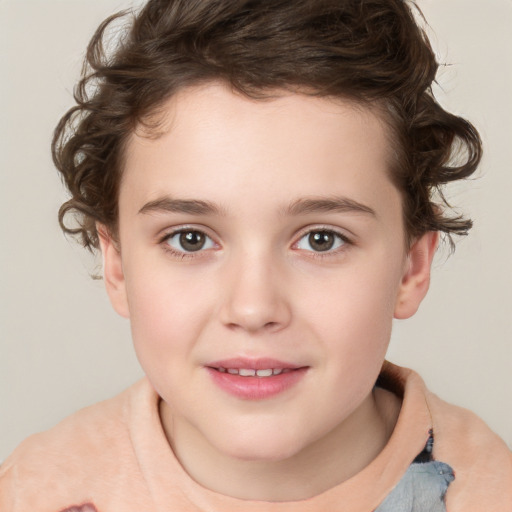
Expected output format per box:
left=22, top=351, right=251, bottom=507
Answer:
left=211, top=425, right=312, bottom=463
left=226, top=445, right=302, bottom=463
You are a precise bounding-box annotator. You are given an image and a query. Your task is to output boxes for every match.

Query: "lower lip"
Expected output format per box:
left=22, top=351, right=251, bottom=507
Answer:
left=206, top=368, right=308, bottom=400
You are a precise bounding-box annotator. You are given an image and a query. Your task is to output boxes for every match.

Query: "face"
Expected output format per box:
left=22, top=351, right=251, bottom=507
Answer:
left=101, top=83, right=435, bottom=466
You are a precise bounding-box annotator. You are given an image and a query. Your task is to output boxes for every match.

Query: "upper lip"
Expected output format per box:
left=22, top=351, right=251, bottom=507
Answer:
left=206, top=357, right=305, bottom=370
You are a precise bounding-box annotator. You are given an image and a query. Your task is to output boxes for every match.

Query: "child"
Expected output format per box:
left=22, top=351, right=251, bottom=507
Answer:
left=1, top=0, right=511, bottom=510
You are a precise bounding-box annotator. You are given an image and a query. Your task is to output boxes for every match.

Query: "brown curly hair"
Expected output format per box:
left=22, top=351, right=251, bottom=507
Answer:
left=52, top=0, right=482, bottom=251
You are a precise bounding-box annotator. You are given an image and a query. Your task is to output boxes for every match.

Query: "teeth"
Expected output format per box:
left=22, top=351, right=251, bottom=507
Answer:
left=218, top=367, right=288, bottom=377
left=256, top=369, right=273, bottom=377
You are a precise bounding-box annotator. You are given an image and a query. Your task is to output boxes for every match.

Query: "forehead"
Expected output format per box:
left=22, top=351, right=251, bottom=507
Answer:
left=120, top=83, right=399, bottom=221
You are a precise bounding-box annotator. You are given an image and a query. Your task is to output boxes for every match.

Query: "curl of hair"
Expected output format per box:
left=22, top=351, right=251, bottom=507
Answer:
left=53, top=0, right=482, bottom=251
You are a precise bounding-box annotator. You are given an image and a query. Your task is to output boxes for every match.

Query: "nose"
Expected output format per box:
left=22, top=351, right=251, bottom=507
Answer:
left=218, top=253, right=292, bottom=334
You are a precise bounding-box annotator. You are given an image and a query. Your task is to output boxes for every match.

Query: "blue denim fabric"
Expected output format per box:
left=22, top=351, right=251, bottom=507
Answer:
left=375, top=461, right=455, bottom=512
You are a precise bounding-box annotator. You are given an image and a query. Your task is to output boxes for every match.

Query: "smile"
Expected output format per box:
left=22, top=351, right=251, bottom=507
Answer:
left=206, top=358, right=308, bottom=400
left=216, top=367, right=291, bottom=377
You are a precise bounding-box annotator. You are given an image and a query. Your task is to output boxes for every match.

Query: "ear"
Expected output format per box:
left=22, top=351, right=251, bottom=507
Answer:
left=97, top=224, right=130, bottom=318
left=394, top=231, right=439, bottom=320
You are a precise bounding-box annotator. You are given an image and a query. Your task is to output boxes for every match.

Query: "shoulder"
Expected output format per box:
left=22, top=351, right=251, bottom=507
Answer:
left=2, top=381, right=134, bottom=466
left=380, top=362, right=512, bottom=510
left=0, top=379, right=153, bottom=511
left=426, top=390, right=512, bottom=510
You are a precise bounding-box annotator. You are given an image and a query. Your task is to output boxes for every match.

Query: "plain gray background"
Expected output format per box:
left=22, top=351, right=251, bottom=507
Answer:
left=1, top=0, right=511, bottom=461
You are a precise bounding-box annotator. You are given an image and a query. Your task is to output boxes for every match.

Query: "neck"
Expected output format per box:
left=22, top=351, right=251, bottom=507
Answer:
left=160, top=387, right=400, bottom=501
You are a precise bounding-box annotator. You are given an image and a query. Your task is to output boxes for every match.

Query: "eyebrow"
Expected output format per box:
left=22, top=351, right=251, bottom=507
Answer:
left=285, top=196, right=376, bottom=217
left=138, top=197, right=225, bottom=216
left=138, top=195, right=376, bottom=218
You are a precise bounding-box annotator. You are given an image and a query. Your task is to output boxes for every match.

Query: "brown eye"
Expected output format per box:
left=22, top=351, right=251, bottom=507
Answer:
left=296, top=229, right=347, bottom=253
left=308, top=231, right=335, bottom=251
left=179, top=231, right=205, bottom=251
left=165, top=230, right=215, bottom=253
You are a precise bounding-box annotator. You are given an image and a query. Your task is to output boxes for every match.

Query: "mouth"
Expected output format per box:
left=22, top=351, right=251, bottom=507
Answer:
left=211, top=367, right=296, bottom=377
left=205, top=358, right=308, bottom=400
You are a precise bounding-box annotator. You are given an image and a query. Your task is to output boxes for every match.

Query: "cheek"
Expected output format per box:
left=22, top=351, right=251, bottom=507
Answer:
left=303, top=259, right=401, bottom=318
left=299, top=269, right=399, bottom=417
left=124, top=266, right=215, bottom=370
left=297, top=254, right=403, bottom=360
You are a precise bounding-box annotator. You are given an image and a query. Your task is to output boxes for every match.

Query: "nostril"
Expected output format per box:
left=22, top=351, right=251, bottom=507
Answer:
left=219, top=292, right=292, bottom=333
left=225, top=320, right=281, bottom=333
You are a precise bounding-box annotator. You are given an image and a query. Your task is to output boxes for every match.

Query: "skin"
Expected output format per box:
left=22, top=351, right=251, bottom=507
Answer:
left=99, top=82, right=438, bottom=501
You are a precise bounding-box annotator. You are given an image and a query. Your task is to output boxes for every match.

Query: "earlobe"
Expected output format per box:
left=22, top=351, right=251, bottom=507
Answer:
left=394, top=231, right=439, bottom=320
left=97, top=224, right=130, bottom=318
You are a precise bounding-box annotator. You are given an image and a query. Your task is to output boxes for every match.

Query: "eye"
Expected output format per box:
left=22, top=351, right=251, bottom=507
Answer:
left=295, top=230, right=347, bottom=253
left=164, top=229, right=216, bottom=253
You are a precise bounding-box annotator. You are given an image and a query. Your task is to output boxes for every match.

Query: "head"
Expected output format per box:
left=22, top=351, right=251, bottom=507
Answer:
left=52, top=0, right=482, bottom=483
left=54, top=0, right=481, bottom=251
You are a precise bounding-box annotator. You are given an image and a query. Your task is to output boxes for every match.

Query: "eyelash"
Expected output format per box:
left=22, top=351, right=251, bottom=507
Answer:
left=158, top=226, right=353, bottom=259
left=159, top=227, right=218, bottom=260
left=292, top=226, right=352, bottom=259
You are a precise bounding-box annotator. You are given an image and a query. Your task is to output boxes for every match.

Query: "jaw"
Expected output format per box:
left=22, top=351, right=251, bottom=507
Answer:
left=161, top=383, right=392, bottom=500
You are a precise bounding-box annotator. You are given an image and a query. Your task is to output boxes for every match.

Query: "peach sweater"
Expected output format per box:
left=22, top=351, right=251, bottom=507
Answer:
left=1, top=363, right=511, bottom=511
